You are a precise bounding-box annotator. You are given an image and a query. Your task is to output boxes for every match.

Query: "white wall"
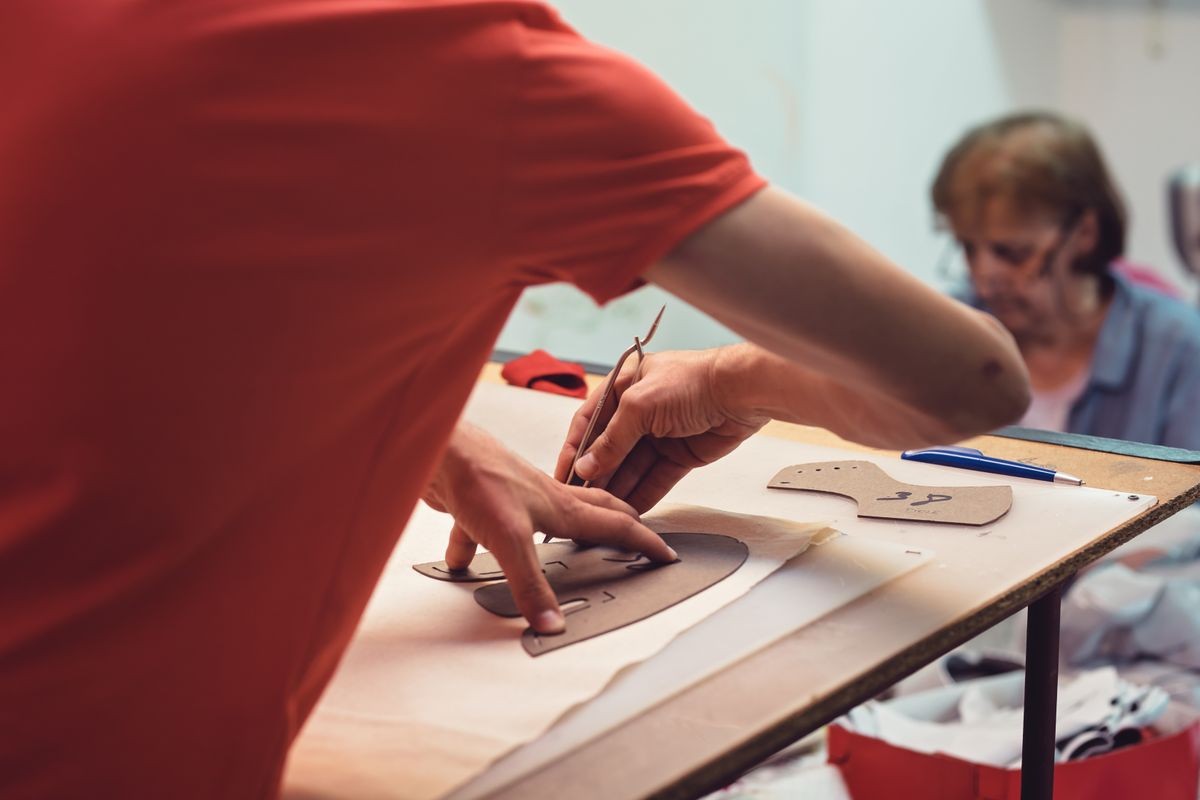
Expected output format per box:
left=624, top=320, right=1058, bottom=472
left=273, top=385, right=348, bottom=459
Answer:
left=789, top=1, right=1059, bottom=284
left=496, top=0, right=1200, bottom=366
left=496, top=0, right=805, bottom=361
left=1058, top=0, right=1200, bottom=297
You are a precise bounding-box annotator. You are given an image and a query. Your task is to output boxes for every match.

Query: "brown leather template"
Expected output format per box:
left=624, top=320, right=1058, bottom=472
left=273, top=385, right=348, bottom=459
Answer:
left=413, top=532, right=749, bottom=656
left=767, top=460, right=1012, bottom=525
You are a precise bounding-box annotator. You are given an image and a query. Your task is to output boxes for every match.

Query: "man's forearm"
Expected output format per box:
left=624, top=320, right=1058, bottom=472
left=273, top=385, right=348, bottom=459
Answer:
left=713, top=342, right=1009, bottom=448
left=650, top=187, right=1030, bottom=435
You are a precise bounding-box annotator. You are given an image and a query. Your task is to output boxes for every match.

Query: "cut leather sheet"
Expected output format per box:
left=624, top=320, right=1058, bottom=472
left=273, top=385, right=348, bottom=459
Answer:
left=476, top=533, right=748, bottom=655
left=282, top=504, right=829, bottom=800
left=415, top=533, right=750, bottom=656
left=768, top=460, right=1013, bottom=526
left=411, top=546, right=538, bottom=583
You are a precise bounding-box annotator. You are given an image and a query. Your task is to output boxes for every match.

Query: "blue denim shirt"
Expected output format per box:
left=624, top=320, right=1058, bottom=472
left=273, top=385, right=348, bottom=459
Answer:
left=957, top=272, right=1200, bottom=449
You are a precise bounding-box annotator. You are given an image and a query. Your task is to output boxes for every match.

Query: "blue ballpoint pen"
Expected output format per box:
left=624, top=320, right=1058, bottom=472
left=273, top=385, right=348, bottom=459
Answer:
left=901, top=445, right=1085, bottom=486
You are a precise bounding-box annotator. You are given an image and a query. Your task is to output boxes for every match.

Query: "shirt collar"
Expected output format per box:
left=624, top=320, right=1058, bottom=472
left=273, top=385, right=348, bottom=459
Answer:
left=1088, top=272, right=1139, bottom=391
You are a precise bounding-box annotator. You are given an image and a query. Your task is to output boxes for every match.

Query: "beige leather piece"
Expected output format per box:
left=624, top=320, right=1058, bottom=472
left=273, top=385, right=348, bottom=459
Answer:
left=768, top=460, right=1012, bottom=525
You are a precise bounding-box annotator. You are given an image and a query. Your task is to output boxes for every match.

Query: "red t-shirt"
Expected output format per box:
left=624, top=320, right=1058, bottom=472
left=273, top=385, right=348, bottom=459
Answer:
left=0, top=2, right=764, bottom=796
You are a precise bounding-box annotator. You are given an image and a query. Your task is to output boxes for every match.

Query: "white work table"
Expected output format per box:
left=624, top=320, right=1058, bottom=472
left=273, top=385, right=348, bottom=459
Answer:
left=289, top=365, right=1200, bottom=800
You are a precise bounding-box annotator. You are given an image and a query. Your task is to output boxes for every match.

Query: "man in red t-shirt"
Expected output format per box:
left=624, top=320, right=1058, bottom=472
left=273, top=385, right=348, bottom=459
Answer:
left=0, top=2, right=1028, bottom=796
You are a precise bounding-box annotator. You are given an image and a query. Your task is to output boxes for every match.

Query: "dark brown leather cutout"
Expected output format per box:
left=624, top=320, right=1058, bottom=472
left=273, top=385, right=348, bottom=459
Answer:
left=477, top=532, right=747, bottom=656
left=414, top=533, right=749, bottom=656
left=767, top=460, right=1012, bottom=525
left=412, top=542, right=580, bottom=583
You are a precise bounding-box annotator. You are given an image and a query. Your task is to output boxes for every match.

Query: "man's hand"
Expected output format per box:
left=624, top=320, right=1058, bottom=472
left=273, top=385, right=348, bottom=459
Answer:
left=424, top=422, right=677, bottom=635
left=554, top=342, right=1009, bottom=515
left=553, top=348, right=768, bottom=514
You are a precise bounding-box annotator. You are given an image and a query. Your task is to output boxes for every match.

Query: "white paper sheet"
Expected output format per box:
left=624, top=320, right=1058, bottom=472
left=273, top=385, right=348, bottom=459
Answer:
left=452, top=524, right=931, bottom=799
left=283, top=504, right=831, bottom=800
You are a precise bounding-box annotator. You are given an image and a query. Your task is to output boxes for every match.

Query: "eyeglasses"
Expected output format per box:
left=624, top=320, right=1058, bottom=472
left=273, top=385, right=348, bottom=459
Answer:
left=936, top=211, right=1083, bottom=284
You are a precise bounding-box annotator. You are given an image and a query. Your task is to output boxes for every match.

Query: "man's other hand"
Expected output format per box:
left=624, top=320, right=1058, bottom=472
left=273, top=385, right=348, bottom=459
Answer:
left=424, top=422, right=677, bottom=634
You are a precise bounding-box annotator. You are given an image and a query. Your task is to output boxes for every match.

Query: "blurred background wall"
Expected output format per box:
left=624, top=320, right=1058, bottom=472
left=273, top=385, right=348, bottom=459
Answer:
left=495, top=0, right=1200, bottom=364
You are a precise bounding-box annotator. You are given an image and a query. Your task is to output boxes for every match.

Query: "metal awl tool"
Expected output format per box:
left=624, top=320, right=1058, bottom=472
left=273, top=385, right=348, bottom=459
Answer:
left=545, top=305, right=664, bottom=543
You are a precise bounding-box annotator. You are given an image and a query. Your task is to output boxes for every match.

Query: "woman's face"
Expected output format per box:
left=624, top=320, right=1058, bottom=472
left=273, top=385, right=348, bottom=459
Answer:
left=950, top=198, right=1091, bottom=342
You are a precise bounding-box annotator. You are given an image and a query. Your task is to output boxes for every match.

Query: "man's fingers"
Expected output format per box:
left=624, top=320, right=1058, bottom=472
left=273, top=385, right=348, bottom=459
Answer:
left=572, top=395, right=649, bottom=482
left=553, top=440, right=578, bottom=484
left=554, top=392, right=602, bottom=482
left=624, top=461, right=692, bottom=515
left=553, top=408, right=588, bottom=482
left=444, top=523, right=478, bottom=570
left=562, top=502, right=677, bottom=563
left=570, top=485, right=641, bottom=517
left=604, top=438, right=660, bottom=501
left=489, top=533, right=565, bottom=635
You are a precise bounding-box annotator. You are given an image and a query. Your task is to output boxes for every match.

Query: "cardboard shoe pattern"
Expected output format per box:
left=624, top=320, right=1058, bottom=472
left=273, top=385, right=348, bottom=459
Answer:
left=413, top=532, right=749, bottom=656
left=768, top=460, right=1012, bottom=526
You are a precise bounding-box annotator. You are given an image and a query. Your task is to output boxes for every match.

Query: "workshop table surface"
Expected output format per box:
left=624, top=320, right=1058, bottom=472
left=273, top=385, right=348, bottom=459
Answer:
left=473, top=361, right=1200, bottom=800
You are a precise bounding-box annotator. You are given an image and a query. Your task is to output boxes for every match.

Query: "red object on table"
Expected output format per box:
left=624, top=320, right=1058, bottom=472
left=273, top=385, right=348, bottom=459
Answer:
left=501, top=350, right=589, bottom=399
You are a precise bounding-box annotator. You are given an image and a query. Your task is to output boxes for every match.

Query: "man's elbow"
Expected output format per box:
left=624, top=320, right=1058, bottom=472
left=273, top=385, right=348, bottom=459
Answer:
left=940, top=365, right=1032, bottom=441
